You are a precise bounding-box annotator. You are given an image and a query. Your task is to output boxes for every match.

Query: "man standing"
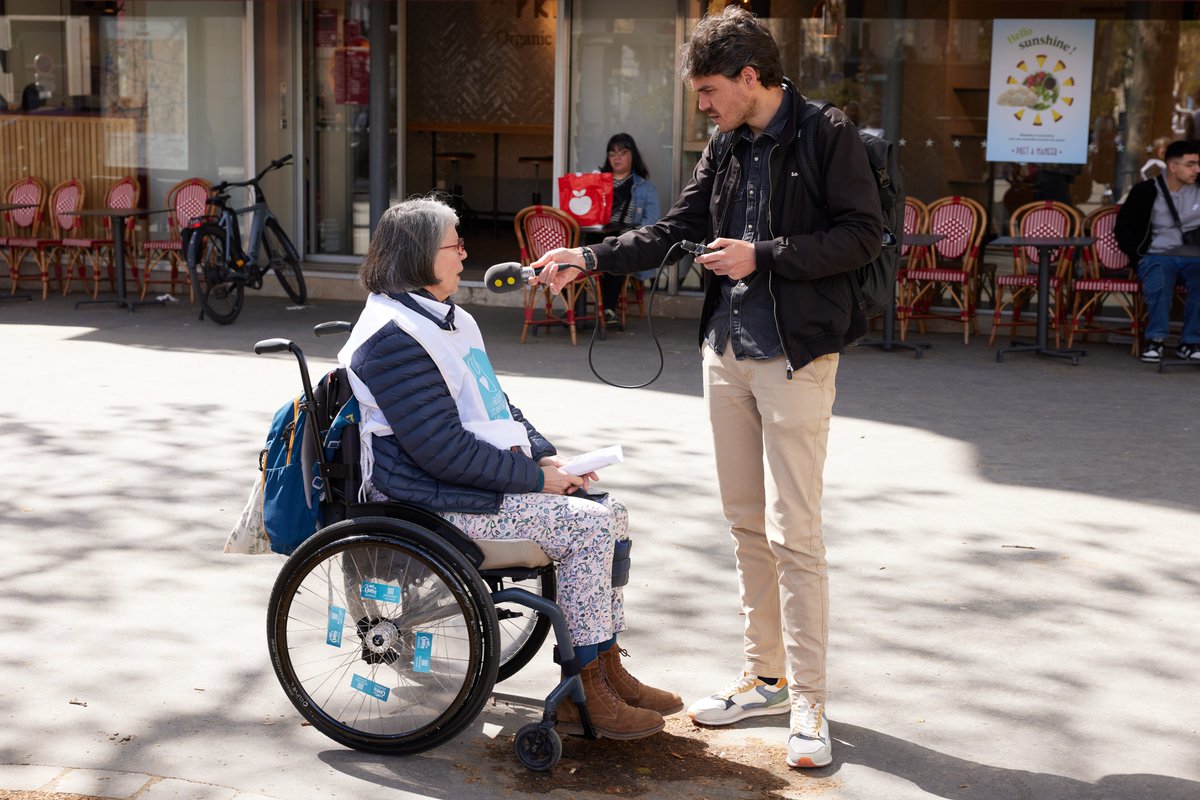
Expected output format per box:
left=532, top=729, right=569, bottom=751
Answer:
left=1115, top=139, right=1200, bottom=362
left=530, top=6, right=881, bottom=768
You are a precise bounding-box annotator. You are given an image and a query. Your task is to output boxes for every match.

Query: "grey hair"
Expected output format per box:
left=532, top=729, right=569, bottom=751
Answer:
left=359, top=195, right=459, bottom=294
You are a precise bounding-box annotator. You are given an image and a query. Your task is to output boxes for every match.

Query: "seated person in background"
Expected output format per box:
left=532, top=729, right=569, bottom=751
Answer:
left=592, top=133, right=661, bottom=327
left=338, top=196, right=681, bottom=740
left=1115, top=139, right=1200, bottom=363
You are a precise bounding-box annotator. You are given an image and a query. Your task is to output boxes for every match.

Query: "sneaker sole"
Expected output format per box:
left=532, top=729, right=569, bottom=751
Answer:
left=687, top=701, right=790, bottom=726
left=787, top=752, right=833, bottom=768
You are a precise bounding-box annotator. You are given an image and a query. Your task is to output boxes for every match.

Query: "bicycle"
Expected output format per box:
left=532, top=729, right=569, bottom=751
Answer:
left=185, top=154, right=306, bottom=324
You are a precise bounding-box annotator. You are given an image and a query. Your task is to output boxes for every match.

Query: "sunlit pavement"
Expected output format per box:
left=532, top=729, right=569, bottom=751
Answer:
left=2, top=293, right=1197, bottom=799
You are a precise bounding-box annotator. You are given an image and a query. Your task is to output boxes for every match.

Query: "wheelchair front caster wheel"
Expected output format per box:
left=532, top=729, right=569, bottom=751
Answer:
left=515, top=723, right=561, bottom=771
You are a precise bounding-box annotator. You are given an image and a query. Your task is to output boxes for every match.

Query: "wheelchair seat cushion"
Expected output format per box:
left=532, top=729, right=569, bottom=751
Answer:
left=476, top=538, right=552, bottom=570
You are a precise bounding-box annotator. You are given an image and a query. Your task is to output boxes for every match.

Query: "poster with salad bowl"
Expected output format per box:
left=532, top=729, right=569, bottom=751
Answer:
left=987, top=19, right=1095, bottom=164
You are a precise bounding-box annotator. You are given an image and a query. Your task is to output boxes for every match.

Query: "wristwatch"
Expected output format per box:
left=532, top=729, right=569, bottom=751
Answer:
left=580, top=246, right=596, bottom=272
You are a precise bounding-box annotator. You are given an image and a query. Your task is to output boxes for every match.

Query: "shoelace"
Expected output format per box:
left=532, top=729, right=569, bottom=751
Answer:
left=790, top=701, right=825, bottom=738
left=719, top=673, right=760, bottom=699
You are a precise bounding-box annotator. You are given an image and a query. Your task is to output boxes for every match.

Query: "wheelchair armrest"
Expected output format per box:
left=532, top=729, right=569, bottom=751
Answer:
left=348, top=501, right=485, bottom=569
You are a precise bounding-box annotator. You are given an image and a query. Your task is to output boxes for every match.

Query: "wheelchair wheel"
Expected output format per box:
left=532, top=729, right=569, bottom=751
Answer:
left=514, top=722, right=561, bottom=771
left=267, top=518, right=500, bottom=755
left=488, top=567, right=557, bottom=683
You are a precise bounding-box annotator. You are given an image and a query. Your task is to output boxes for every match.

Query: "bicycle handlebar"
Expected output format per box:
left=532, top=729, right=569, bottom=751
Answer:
left=211, top=154, right=294, bottom=194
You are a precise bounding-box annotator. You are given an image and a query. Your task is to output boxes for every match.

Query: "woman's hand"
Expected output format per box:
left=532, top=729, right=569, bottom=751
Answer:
left=539, top=464, right=585, bottom=495
left=539, top=455, right=598, bottom=493
left=528, top=248, right=584, bottom=294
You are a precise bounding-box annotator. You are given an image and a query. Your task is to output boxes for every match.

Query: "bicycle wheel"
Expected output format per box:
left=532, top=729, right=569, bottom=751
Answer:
left=190, top=224, right=244, bottom=324
left=268, top=518, right=500, bottom=755
left=263, top=219, right=306, bottom=304
left=488, top=567, right=557, bottom=683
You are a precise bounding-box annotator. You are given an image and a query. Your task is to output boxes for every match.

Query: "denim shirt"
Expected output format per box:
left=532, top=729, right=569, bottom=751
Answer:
left=704, top=87, right=793, bottom=360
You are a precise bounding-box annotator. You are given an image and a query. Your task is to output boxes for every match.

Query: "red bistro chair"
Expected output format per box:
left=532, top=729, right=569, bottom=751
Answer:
left=1067, top=205, right=1142, bottom=354
left=988, top=200, right=1082, bottom=348
left=894, top=196, right=929, bottom=331
left=514, top=205, right=604, bottom=346
left=140, top=178, right=212, bottom=302
left=2, top=177, right=49, bottom=299
left=61, top=177, right=141, bottom=299
left=901, top=195, right=986, bottom=344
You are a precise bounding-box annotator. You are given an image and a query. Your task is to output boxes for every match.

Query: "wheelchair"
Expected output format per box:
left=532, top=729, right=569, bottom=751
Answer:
left=254, top=322, right=631, bottom=771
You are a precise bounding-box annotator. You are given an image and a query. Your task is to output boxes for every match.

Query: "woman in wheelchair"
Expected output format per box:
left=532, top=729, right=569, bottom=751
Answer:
left=336, top=196, right=681, bottom=740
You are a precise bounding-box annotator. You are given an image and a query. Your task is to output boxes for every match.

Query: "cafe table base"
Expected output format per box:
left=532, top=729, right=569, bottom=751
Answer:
left=75, top=295, right=169, bottom=312
left=990, top=235, right=1093, bottom=367
left=995, top=340, right=1086, bottom=365
left=1158, top=357, right=1200, bottom=373
left=858, top=234, right=942, bottom=358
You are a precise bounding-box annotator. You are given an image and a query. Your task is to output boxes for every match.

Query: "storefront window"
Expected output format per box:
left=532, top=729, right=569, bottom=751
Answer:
left=678, top=2, right=1200, bottom=239
left=404, top=0, right=556, bottom=240
left=0, top=2, right=246, bottom=241
left=570, top=0, right=676, bottom=217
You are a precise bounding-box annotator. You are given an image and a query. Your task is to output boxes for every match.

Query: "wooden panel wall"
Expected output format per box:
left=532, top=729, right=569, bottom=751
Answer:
left=0, top=115, right=139, bottom=236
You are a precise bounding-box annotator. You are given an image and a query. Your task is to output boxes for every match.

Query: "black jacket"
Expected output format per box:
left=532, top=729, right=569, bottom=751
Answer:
left=589, top=79, right=883, bottom=373
left=1114, top=179, right=1158, bottom=262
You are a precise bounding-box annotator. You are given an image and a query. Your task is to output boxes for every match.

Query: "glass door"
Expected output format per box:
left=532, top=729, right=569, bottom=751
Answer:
left=301, top=0, right=397, bottom=259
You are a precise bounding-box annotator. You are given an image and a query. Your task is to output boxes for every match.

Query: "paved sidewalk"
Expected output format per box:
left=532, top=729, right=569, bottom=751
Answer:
left=2, top=292, right=1198, bottom=799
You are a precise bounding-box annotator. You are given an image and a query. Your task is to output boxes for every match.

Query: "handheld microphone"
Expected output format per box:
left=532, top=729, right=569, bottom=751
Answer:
left=483, top=262, right=535, bottom=293
left=680, top=240, right=717, bottom=256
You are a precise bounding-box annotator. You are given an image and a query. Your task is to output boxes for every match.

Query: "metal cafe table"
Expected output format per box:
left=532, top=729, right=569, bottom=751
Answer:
left=66, top=208, right=172, bottom=312
left=858, top=232, right=945, bottom=358
left=990, top=235, right=1093, bottom=365
left=0, top=202, right=37, bottom=302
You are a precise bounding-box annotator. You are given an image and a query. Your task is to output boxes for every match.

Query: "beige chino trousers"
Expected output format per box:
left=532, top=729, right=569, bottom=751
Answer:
left=702, top=343, right=838, bottom=706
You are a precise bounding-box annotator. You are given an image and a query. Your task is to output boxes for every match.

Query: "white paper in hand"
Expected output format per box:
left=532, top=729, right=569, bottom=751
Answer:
left=562, top=445, right=624, bottom=476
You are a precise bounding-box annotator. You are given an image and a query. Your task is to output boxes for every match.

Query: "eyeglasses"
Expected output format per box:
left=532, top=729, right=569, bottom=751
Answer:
left=439, top=237, right=466, bottom=255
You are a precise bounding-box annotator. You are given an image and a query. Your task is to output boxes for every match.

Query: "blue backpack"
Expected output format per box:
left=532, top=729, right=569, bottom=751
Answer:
left=259, top=372, right=359, bottom=555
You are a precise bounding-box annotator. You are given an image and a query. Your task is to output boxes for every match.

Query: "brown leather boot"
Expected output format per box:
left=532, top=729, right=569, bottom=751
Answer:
left=601, top=647, right=684, bottom=715
left=556, top=658, right=665, bottom=740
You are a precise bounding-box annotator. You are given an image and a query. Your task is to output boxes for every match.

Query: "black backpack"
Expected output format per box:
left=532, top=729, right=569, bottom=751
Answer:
left=795, top=100, right=903, bottom=318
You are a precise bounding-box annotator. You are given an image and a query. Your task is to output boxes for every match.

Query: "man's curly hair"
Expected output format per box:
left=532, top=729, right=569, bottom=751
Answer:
left=679, top=5, right=782, bottom=88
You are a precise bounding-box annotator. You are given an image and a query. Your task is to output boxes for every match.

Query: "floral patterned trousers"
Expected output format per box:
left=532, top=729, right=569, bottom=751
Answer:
left=441, top=493, right=629, bottom=647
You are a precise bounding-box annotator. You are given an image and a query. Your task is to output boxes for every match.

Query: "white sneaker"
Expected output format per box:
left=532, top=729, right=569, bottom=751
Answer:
left=686, top=672, right=790, bottom=726
left=786, top=699, right=832, bottom=768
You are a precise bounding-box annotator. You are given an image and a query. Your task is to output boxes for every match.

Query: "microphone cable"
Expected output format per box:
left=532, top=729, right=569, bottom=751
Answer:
left=578, top=241, right=689, bottom=390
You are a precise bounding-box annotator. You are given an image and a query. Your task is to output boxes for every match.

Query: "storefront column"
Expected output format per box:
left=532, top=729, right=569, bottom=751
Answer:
left=368, top=0, right=388, bottom=234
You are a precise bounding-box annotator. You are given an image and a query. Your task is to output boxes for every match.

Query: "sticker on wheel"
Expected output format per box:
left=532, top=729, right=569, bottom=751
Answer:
left=360, top=581, right=401, bottom=603
left=326, top=605, right=345, bottom=647
left=413, top=631, right=433, bottom=673
left=350, top=674, right=390, bottom=702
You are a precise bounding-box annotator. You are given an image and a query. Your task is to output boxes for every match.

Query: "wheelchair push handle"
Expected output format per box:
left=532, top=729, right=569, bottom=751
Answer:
left=254, top=338, right=317, bottom=415
left=253, top=337, right=295, bottom=355
left=314, top=321, right=353, bottom=337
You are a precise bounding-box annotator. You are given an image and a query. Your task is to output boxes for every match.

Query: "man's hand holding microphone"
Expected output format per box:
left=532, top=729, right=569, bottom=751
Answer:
left=521, top=237, right=759, bottom=295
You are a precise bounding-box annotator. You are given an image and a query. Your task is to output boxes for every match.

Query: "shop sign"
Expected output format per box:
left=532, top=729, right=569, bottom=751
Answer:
left=987, top=19, right=1095, bottom=164
left=315, top=9, right=338, bottom=47
left=333, top=47, right=369, bottom=106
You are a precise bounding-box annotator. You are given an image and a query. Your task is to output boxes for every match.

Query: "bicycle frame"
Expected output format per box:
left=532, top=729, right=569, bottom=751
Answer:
left=198, top=155, right=299, bottom=285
